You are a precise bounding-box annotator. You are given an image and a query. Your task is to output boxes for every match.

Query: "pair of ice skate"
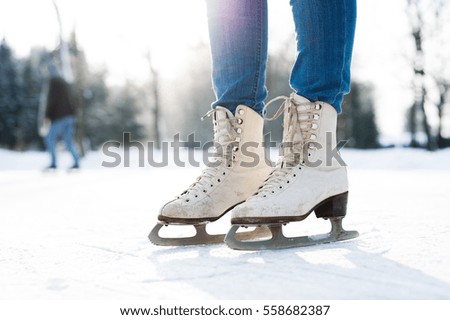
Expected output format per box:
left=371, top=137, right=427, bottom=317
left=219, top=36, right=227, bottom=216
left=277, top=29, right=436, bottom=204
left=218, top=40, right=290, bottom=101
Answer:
left=149, top=93, right=358, bottom=250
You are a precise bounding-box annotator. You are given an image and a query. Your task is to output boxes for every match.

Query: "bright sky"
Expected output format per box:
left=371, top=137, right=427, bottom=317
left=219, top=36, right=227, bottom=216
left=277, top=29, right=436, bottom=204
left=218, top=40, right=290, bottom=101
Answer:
left=1, top=0, right=444, bottom=140
left=0, top=0, right=211, bottom=81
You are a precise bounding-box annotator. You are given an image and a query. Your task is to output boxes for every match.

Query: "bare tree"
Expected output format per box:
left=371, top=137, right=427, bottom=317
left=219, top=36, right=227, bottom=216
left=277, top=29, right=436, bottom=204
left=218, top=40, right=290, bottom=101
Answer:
left=406, top=0, right=450, bottom=150
left=147, top=52, right=161, bottom=149
left=51, top=0, right=73, bottom=83
left=406, top=0, right=434, bottom=149
left=428, top=1, right=450, bottom=148
left=435, top=78, right=450, bottom=147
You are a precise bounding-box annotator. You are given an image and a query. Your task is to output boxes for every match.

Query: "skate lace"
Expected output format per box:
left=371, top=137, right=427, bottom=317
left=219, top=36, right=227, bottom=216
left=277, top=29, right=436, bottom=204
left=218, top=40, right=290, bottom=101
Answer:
left=253, top=94, right=321, bottom=197
left=178, top=107, right=241, bottom=199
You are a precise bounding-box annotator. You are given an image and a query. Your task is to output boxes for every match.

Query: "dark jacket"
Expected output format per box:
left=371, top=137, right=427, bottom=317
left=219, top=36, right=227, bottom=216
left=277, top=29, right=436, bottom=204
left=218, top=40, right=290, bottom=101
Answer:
left=45, top=77, right=75, bottom=121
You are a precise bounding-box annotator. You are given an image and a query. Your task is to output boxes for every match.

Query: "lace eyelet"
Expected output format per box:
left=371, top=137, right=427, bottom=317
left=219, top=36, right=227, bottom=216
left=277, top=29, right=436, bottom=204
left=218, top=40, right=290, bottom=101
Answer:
left=217, top=179, right=221, bottom=182
left=222, top=172, right=226, bottom=175
left=237, top=118, right=243, bottom=125
left=185, top=199, right=189, bottom=202
left=203, top=190, right=207, bottom=193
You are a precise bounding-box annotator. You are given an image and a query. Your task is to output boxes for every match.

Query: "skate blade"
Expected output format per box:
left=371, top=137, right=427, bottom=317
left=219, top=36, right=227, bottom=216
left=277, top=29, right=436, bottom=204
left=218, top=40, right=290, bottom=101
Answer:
left=149, top=223, right=272, bottom=247
left=225, top=217, right=359, bottom=250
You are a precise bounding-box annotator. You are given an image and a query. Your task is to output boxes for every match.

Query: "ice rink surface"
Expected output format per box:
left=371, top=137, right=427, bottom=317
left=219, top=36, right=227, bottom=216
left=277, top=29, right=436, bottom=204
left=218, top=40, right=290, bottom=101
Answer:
left=1, top=148, right=450, bottom=299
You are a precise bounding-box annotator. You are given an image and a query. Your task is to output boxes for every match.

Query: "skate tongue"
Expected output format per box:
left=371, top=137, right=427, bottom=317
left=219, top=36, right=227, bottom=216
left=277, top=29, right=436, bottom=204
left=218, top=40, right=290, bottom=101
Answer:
left=213, top=106, right=233, bottom=121
left=201, top=106, right=233, bottom=121
left=212, top=107, right=235, bottom=145
left=291, top=93, right=311, bottom=105
left=200, top=106, right=236, bottom=162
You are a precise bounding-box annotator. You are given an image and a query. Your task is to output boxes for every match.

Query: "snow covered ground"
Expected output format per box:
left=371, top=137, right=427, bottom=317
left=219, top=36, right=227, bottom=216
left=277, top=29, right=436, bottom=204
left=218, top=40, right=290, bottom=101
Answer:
left=1, top=148, right=450, bottom=299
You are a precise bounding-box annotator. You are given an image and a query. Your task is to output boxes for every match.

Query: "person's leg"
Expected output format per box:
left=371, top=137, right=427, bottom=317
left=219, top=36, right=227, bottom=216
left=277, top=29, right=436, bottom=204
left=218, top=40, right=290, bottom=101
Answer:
left=151, top=0, right=272, bottom=245
left=62, top=116, right=80, bottom=167
left=206, top=0, right=268, bottom=115
left=45, top=122, right=59, bottom=168
left=289, top=0, right=357, bottom=112
left=226, top=1, right=359, bottom=250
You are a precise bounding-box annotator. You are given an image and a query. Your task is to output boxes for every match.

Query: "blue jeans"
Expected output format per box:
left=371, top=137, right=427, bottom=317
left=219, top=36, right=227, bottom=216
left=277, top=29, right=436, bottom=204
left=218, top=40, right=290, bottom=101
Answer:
left=206, top=0, right=356, bottom=114
left=45, top=115, right=80, bottom=167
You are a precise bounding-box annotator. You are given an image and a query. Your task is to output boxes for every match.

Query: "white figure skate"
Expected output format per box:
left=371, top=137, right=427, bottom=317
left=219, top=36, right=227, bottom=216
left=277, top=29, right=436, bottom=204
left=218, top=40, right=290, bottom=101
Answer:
left=225, top=93, right=359, bottom=250
left=149, top=105, right=272, bottom=246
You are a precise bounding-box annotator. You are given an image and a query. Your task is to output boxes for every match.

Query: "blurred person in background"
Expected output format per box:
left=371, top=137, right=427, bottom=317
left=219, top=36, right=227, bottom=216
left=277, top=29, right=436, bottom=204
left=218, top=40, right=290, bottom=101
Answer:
left=44, top=63, right=80, bottom=171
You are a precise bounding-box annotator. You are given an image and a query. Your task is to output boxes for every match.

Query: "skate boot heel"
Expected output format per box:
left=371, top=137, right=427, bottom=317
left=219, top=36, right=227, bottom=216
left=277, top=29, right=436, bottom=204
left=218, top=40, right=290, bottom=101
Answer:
left=314, top=191, right=348, bottom=219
